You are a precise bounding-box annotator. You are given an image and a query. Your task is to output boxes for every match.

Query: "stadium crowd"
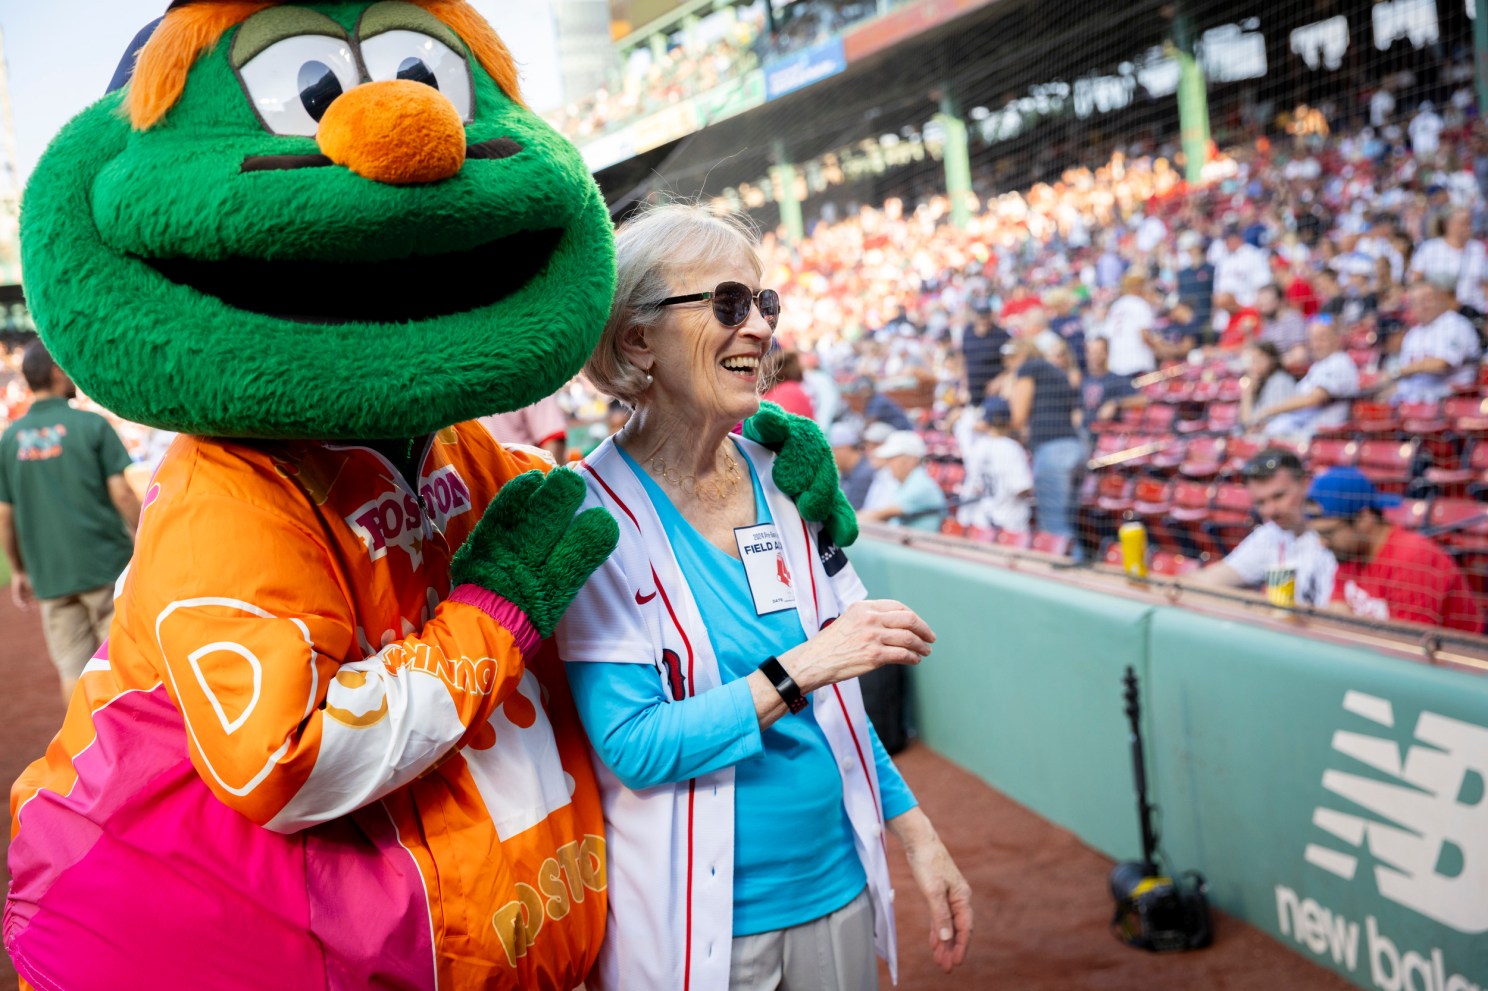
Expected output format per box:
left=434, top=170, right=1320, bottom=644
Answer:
left=7, top=62, right=1488, bottom=639
left=547, top=0, right=911, bottom=144
left=730, top=73, right=1488, bottom=634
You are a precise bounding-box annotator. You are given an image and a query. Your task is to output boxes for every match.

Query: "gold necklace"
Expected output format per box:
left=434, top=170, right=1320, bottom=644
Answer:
left=649, top=447, right=741, bottom=502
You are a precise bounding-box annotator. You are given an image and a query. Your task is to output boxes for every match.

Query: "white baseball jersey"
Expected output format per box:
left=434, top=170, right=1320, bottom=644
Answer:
left=558, top=435, right=898, bottom=991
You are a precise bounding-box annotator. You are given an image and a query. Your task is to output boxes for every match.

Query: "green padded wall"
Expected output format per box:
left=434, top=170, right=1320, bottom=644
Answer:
left=849, top=538, right=1488, bottom=990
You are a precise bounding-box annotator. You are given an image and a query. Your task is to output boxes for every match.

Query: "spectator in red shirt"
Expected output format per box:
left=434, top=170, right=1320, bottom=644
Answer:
left=761, top=348, right=816, bottom=420
left=1307, top=468, right=1483, bottom=633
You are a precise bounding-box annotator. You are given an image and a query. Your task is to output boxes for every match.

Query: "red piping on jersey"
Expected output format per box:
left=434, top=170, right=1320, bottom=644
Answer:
left=588, top=457, right=699, bottom=986
left=581, top=461, right=640, bottom=531
left=807, top=518, right=892, bottom=859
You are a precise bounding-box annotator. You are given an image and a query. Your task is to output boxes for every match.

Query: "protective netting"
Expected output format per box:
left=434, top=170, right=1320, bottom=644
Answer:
left=558, top=0, right=1488, bottom=637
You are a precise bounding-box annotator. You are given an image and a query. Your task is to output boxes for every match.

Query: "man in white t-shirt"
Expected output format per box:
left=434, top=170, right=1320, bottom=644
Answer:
left=1388, top=280, right=1483, bottom=403
left=957, top=397, right=1033, bottom=532
left=1193, top=448, right=1338, bottom=607
left=1369, top=86, right=1395, bottom=128
left=1212, top=226, right=1272, bottom=307
left=1094, top=272, right=1157, bottom=376
left=1408, top=209, right=1488, bottom=313
left=1408, top=102, right=1443, bottom=162
left=1253, top=319, right=1359, bottom=439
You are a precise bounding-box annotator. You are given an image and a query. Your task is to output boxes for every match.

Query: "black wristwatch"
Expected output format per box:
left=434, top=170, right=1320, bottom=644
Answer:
left=759, top=656, right=809, bottom=714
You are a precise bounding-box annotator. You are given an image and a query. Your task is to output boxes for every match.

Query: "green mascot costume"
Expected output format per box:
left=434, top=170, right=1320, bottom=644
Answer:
left=4, top=3, right=853, bottom=989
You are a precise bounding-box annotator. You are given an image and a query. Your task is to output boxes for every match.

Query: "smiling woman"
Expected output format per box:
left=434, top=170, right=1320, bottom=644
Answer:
left=557, top=203, right=973, bottom=990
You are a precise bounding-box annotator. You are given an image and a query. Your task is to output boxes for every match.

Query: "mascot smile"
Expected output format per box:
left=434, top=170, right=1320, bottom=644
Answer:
left=5, top=2, right=851, bottom=989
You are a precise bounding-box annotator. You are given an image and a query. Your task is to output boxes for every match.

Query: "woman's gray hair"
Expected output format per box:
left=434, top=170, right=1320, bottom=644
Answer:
left=585, top=202, right=764, bottom=407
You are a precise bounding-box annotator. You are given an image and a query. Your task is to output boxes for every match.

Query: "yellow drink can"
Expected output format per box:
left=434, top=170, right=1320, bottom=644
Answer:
left=1118, top=520, right=1148, bottom=579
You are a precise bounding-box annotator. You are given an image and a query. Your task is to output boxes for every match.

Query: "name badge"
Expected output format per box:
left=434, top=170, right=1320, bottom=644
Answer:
left=733, top=522, right=797, bottom=616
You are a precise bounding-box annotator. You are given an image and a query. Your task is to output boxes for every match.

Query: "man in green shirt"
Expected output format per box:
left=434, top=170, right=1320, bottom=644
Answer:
left=0, top=343, right=139, bottom=699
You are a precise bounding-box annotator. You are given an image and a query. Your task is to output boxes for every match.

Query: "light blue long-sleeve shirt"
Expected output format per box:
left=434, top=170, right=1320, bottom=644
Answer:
left=565, top=440, right=915, bottom=936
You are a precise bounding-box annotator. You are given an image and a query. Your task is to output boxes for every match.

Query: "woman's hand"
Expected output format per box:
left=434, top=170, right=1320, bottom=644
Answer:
left=777, top=599, right=934, bottom=694
left=889, top=807, right=973, bottom=973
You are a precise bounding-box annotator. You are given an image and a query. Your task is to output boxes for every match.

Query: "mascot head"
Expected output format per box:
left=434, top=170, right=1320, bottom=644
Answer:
left=21, top=1, right=616, bottom=439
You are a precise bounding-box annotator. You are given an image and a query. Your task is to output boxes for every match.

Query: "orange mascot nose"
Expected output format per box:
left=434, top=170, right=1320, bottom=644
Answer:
left=317, top=80, right=466, bottom=185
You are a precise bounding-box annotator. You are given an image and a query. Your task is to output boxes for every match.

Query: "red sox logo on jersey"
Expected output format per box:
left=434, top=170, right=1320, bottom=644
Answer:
left=659, top=648, right=686, bottom=701
left=776, top=551, right=792, bottom=588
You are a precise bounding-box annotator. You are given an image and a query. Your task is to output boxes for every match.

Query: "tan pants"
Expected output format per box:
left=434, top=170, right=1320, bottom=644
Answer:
left=728, top=888, right=876, bottom=991
left=39, top=584, right=115, bottom=683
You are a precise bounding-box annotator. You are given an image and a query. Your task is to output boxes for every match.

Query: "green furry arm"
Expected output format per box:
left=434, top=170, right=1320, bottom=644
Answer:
left=450, top=468, right=619, bottom=638
left=742, top=401, right=859, bottom=547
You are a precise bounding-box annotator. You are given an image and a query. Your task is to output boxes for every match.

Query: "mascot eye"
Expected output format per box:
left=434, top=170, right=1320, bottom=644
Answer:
left=239, top=35, right=360, bottom=137
left=361, top=30, right=473, bottom=120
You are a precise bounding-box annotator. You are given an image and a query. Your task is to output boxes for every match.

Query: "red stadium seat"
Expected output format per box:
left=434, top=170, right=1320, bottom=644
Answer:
left=1142, top=404, right=1178, bottom=432
left=1031, top=531, right=1071, bottom=556
left=1132, top=478, right=1173, bottom=519
left=940, top=517, right=965, bottom=537
left=1428, top=499, right=1488, bottom=545
left=1209, top=483, right=1255, bottom=522
left=1150, top=552, right=1203, bottom=577
left=1167, top=481, right=1214, bottom=522
left=1094, top=473, right=1135, bottom=513
left=1215, top=378, right=1243, bottom=404
left=1092, top=433, right=1129, bottom=463
left=1149, top=437, right=1190, bottom=473
left=1425, top=439, right=1488, bottom=496
left=1221, top=436, right=1262, bottom=476
left=1179, top=436, right=1227, bottom=479
left=1305, top=438, right=1358, bottom=470
left=1103, top=542, right=1125, bottom=567
left=994, top=528, right=1033, bottom=550
left=1202, top=483, right=1255, bottom=555
left=1355, top=439, right=1417, bottom=494
left=1383, top=499, right=1430, bottom=531
left=1206, top=403, right=1241, bottom=433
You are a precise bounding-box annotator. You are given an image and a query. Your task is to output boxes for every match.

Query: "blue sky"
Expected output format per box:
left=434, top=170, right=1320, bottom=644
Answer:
left=0, top=1, right=563, bottom=188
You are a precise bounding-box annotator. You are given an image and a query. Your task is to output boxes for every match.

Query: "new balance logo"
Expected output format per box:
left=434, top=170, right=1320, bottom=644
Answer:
left=1305, top=690, right=1487, bottom=935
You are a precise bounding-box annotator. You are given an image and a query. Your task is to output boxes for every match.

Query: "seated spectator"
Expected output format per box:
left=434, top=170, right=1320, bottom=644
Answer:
left=859, top=429, right=946, bottom=532
left=1409, top=207, right=1488, bottom=318
left=1094, top=272, right=1157, bottom=378
left=1150, top=302, right=1200, bottom=362
left=1080, top=336, right=1143, bottom=426
left=1325, top=268, right=1380, bottom=327
left=840, top=374, right=913, bottom=431
left=829, top=421, right=874, bottom=510
left=1251, top=319, right=1358, bottom=439
left=1175, top=232, right=1215, bottom=338
left=1212, top=224, right=1272, bottom=331
left=958, top=397, right=1033, bottom=534
left=1308, top=468, right=1483, bottom=632
left=1238, top=342, right=1297, bottom=427
left=1193, top=449, right=1337, bottom=607
left=1257, top=284, right=1307, bottom=355
left=1386, top=280, right=1482, bottom=404
left=761, top=348, right=815, bottom=420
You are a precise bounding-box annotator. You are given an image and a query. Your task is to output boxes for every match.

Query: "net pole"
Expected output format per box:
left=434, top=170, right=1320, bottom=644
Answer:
left=1476, top=0, right=1488, bottom=120
left=937, top=86, right=973, bottom=230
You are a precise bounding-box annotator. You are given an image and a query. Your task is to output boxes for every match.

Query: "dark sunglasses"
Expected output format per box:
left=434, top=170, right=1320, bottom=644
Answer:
left=658, top=281, right=780, bottom=329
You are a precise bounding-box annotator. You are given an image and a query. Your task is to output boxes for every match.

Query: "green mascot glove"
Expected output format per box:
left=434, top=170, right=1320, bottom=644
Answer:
left=743, top=401, right=859, bottom=547
left=450, top=468, right=619, bottom=638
